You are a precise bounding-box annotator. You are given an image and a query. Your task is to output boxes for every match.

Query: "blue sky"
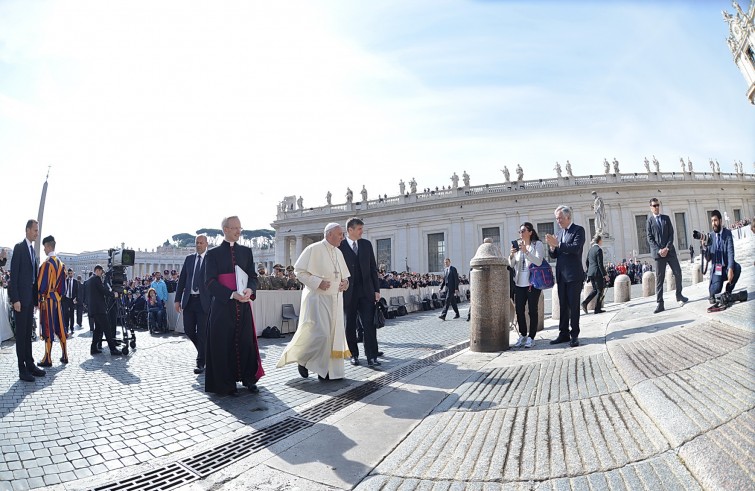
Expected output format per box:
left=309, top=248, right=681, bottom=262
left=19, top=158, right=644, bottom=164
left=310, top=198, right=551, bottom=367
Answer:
left=0, top=0, right=752, bottom=253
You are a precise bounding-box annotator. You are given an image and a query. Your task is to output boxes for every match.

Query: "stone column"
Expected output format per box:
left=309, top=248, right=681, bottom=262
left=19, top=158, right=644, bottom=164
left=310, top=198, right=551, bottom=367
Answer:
left=614, top=274, right=631, bottom=302
left=295, top=235, right=304, bottom=260
left=642, top=271, right=655, bottom=296
left=582, top=282, right=597, bottom=310
left=665, top=268, right=677, bottom=292
left=537, top=292, right=544, bottom=332
left=469, top=239, right=509, bottom=352
left=551, top=282, right=560, bottom=320
left=691, top=263, right=703, bottom=284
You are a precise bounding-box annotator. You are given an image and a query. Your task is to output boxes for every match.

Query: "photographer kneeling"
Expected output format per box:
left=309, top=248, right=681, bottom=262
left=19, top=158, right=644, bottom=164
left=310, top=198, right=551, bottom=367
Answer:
left=699, top=210, right=741, bottom=305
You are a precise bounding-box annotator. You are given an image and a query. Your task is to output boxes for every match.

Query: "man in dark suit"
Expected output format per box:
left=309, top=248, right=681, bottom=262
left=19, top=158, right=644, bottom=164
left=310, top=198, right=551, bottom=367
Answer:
left=8, top=219, right=46, bottom=382
left=646, top=197, right=688, bottom=313
left=582, top=234, right=608, bottom=315
left=175, top=235, right=210, bottom=374
left=62, top=268, right=79, bottom=335
left=75, top=275, right=84, bottom=327
left=339, top=217, right=382, bottom=367
left=438, top=258, right=460, bottom=320
left=86, top=265, right=121, bottom=356
left=701, top=209, right=740, bottom=302
left=546, top=205, right=586, bottom=347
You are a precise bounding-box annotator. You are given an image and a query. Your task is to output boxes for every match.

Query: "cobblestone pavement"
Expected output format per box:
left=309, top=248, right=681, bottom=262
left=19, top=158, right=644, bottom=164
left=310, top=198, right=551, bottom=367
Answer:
left=0, top=298, right=473, bottom=491
left=1, top=262, right=753, bottom=491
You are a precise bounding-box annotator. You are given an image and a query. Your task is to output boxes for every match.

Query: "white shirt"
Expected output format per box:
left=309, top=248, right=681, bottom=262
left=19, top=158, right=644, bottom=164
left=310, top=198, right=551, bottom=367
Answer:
left=510, top=241, right=545, bottom=288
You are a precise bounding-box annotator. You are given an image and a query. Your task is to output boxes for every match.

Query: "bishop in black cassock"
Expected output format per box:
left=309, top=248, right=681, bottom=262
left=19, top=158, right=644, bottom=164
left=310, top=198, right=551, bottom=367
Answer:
left=204, top=234, right=261, bottom=395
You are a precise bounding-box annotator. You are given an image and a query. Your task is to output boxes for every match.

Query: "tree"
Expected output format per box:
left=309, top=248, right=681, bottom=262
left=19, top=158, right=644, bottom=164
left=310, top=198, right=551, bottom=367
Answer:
left=171, top=233, right=196, bottom=248
left=196, top=228, right=223, bottom=246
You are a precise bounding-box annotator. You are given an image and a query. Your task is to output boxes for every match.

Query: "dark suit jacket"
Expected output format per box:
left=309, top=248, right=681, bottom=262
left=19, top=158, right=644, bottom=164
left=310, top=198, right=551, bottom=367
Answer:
left=9, top=239, right=38, bottom=308
left=440, top=265, right=460, bottom=293
left=646, top=213, right=676, bottom=259
left=548, top=223, right=586, bottom=283
left=585, top=244, right=607, bottom=278
left=85, top=274, right=108, bottom=315
left=339, top=238, right=380, bottom=305
left=63, top=276, right=79, bottom=302
left=175, top=252, right=210, bottom=312
left=703, top=228, right=737, bottom=271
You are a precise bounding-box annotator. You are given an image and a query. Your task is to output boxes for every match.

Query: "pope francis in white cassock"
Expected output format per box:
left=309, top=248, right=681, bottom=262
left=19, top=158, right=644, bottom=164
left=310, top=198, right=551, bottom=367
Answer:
left=277, top=223, right=351, bottom=380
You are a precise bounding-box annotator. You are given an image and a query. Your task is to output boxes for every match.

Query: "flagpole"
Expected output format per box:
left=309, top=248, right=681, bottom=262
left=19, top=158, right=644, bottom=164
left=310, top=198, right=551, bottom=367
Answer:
left=34, top=166, right=50, bottom=262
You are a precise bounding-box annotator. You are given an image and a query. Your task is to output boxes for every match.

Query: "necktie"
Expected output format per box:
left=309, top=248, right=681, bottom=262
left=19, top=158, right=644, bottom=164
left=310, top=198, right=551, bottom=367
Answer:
left=68, top=279, right=73, bottom=297
left=29, top=244, right=35, bottom=268
left=352, top=241, right=358, bottom=255
left=192, top=255, right=202, bottom=292
left=656, top=216, right=662, bottom=234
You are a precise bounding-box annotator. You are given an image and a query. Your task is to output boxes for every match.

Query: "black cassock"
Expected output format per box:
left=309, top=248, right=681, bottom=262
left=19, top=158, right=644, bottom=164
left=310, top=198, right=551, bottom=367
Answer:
left=204, top=240, right=259, bottom=394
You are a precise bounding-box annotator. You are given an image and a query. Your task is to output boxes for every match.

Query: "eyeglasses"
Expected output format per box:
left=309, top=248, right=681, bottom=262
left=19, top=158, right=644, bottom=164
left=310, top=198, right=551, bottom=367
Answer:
left=518, top=229, right=528, bottom=233
left=650, top=204, right=659, bottom=208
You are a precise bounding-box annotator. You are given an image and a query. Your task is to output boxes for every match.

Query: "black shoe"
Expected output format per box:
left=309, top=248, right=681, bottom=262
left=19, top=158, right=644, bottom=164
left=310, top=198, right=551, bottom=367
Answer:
left=110, top=349, right=123, bottom=356
left=29, top=365, right=46, bottom=377
left=227, top=388, right=239, bottom=397
left=247, top=384, right=260, bottom=394
left=60, top=356, right=69, bottom=364
left=19, top=371, right=34, bottom=382
left=569, top=339, right=580, bottom=347
left=377, top=351, right=384, bottom=357
left=439, top=315, right=446, bottom=321
left=581, top=303, right=588, bottom=315
left=194, top=366, right=205, bottom=374
left=90, top=348, right=102, bottom=355
left=453, top=314, right=460, bottom=319
left=708, top=296, right=716, bottom=305
left=654, top=303, right=665, bottom=314
left=318, top=374, right=330, bottom=382
left=298, top=364, right=309, bottom=378
left=594, top=309, right=606, bottom=314
left=367, top=358, right=381, bottom=367
left=37, top=360, right=52, bottom=368
left=677, top=295, right=688, bottom=305
left=550, top=336, right=570, bottom=345
left=350, top=357, right=360, bottom=366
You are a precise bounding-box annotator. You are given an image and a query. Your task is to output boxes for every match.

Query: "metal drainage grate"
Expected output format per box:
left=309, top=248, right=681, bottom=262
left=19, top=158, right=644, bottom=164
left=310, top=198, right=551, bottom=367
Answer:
left=182, top=416, right=314, bottom=478
left=93, top=341, right=469, bottom=490
left=92, top=462, right=197, bottom=491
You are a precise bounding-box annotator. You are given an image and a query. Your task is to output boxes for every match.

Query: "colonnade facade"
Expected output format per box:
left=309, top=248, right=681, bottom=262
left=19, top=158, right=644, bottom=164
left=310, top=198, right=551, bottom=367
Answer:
left=273, top=171, right=754, bottom=272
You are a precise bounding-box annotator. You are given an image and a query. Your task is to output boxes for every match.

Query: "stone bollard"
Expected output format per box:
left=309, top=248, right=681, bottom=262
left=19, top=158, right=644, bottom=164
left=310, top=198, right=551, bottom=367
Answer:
left=665, top=268, right=676, bottom=292
left=582, top=281, right=597, bottom=311
left=551, top=282, right=560, bottom=320
left=614, top=274, right=632, bottom=302
left=538, top=293, right=544, bottom=332
left=642, top=271, right=655, bottom=297
left=691, top=263, right=703, bottom=284
left=470, top=238, right=509, bottom=352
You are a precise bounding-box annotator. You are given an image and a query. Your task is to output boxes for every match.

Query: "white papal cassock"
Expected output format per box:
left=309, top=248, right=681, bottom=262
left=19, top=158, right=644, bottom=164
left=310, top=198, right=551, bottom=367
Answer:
left=276, top=239, right=351, bottom=379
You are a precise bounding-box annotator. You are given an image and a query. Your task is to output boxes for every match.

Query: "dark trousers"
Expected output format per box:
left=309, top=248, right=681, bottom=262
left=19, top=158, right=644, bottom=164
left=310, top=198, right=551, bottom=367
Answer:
left=183, top=296, right=208, bottom=368
left=441, top=290, right=459, bottom=316
left=86, top=305, right=95, bottom=330
left=345, top=293, right=378, bottom=360
left=14, top=306, right=35, bottom=373
left=514, top=285, right=541, bottom=338
left=62, top=297, right=75, bottom=331
left=583, top=276, right=606, bottom=312
left=557, top=280, right=582, bottom=340
left=654, top=254, right=684, bottom=303
left=91, top=313, right=116, bottom=352
left=76, top=302, right=83, bottom=326
left=709, top=262, right=741, bottom=298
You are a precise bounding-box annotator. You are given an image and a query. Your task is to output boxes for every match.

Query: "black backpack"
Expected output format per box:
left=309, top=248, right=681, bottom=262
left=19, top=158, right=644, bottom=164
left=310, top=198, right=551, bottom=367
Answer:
left=260, top=326, right=282, bottom=338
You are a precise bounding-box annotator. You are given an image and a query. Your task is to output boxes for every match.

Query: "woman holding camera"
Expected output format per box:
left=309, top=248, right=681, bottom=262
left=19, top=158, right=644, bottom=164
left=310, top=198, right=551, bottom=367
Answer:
left=509, top=222, right=545, bottom=348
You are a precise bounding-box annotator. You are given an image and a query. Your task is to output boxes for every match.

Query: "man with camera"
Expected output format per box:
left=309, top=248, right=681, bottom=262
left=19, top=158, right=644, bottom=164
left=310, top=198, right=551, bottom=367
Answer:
left=699, top=210, right=741, bottom=308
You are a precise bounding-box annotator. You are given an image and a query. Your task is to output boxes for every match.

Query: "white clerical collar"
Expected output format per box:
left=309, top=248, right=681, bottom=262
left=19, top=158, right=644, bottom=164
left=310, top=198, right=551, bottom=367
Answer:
left=47, top=251, right=57, bottom=257
left=225, top=240, right=236, bottom=246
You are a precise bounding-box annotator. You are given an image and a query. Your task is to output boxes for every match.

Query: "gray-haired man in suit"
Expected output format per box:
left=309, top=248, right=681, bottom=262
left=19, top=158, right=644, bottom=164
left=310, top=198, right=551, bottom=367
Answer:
left=646, top=198, right=688, bottom=313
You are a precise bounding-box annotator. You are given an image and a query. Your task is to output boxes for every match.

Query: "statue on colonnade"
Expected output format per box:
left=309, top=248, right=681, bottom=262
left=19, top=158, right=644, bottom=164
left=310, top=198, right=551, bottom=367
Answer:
left=326, top=191, right=332, bottom=205
left=399, top=179, right=406, bottom=195
left=409, top=178, right=417, bottom=194
left=451, top=172, right=459, bottom=188
left=591, top=191, right=607, bottom=236
left=346, top=187, right=353, bottom=203
left=516, top=164, right=523, bottom=182
left=644, top=157, right=651, bottom=173
left=462, top=171, right=470, bottom=187
left=554, top=161, right=562, bottom=178
left=501, top=166, right=510, bottom=183
left=565, top=160, right=574, bottom=178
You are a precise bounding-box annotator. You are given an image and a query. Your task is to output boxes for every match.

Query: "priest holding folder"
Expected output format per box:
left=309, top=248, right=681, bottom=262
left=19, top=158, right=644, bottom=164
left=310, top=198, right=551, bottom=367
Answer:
left=204, top=216, right=264, bottom=395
